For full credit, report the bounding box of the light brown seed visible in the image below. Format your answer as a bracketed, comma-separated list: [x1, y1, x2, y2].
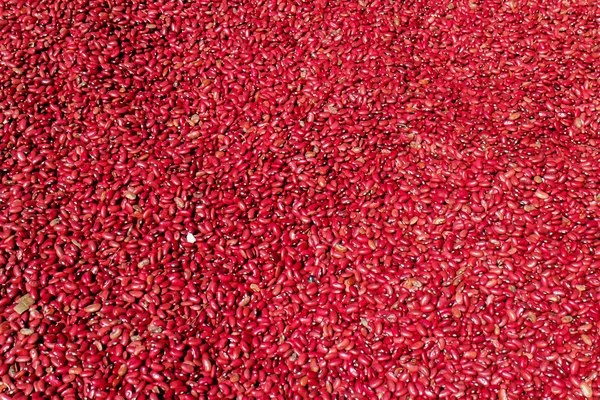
[84, 304, 101, 313]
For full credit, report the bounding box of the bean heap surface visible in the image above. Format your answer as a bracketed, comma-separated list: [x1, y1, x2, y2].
[1, 0, 600, 399]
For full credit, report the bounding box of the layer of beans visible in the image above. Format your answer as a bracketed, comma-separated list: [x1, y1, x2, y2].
[1, 0, 600, 398]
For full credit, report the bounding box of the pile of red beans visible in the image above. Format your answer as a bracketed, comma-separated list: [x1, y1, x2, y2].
[1, 0, 600, 398]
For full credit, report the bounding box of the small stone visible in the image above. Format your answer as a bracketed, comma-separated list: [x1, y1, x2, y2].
[148, 325, 163, 334]
[186, 232, 197, 243]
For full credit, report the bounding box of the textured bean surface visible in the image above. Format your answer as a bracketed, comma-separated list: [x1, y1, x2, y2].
[1, 0, 600, 399]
